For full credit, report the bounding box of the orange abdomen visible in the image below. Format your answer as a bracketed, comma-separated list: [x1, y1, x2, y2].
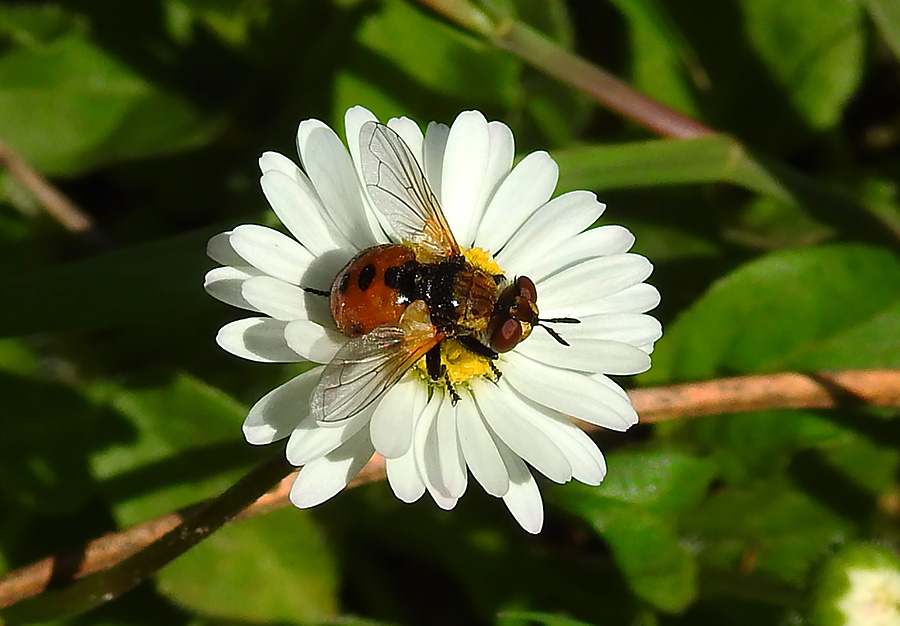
[330, 245, 416, 337]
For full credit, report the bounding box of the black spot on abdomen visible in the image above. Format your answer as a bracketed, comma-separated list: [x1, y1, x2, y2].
[357, 263, 377, 291]
[338, 272, 351, 294]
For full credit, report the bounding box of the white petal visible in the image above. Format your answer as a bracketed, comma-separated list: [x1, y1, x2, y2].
[498, 443, 544, 534]
[591, 372, 633, 399]
[207, 231, 245, 266]
[527, 410, 607, 485]
[548, 313, 663, 345]
[216, 317, 301, 363]
[260, 168, 347, 257]
[387, 117, 425, 164]
[538, 254, 654, 318]
[517, 335, 652, 375]
[465, 121, 515, 239]
[474, 151, 558, 254]
[456, 392, 509, 497]
[435, 398, 467, 498]
[289, 428, 374, 508]
[259, 151, 299, 176]
[422, 121, 450, 202]
[241, 275, 326, 322]
[284, 319, 344, 363]
[496, 379, 607, 485]
[573, 282, 661, 315]
[503, 351, 638, 431]
[343, 107, 394, 240]
[297, 119, 382, 250]
[243, 368, 319, 444]
[428, 486, 460, 511]
[526, 225, 635, 282]
[344, 105, 379, 181]
[386, 448, 426, 503]
[370, 377, 426, 458]
[286, 404, 372, 466]
[228, 225, 315, 285]
[204, 266, 261, 311]
[497, 191, 604, 276]
[476, 380, 572, 483]
[440, 111, 491, 246]
[412, 393, 457, 508]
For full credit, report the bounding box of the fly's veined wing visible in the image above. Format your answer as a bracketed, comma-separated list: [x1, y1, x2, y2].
[359, 121, 460, 259]
[311, 321, 443, 423]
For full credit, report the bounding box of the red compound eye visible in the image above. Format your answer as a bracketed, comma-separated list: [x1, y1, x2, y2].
[491, 318, 523, 353]
[516, 276, 537, 304]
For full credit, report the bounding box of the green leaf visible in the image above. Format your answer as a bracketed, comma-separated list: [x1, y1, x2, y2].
[555, 137, 897, 245]
[0, 35, 217, 175]
[497, 611, 601, 626]
[554, 136, 780, 194]
[508, 0, 593, 147]
[590, 450, 716, 515]
[163, 0, 268, 47]
[557, 496, 696, 613]
[0, 4, 85, 46]
[646, 244, 900, 382]
[681, 410, 852, 486]
[682, 482, 854, 586]
[158, 507, 338, 624]
[334, 0, 519, 122]
[607, 0, 704, 117]
[862, 0, 900, 62]
[742, 0, 864, 130]
[554, 451, 713, 612]
[0, 227, 218, 338]
[90, 372, 252, 525]
[0, 369, 126, 512]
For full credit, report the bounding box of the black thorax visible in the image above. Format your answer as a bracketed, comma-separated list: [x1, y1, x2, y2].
[383, 256, 466, 331]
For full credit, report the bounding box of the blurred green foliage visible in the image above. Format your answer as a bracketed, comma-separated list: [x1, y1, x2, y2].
[1, 0, 899, 624]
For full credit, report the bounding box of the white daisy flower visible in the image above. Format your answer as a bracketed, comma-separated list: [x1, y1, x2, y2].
[812, 543, 900, 626]
[837, 568, 900, 626]
[204, 106, 661, 533]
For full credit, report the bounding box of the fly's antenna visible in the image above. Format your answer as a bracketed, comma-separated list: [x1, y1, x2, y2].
[535, 317, 580, 347]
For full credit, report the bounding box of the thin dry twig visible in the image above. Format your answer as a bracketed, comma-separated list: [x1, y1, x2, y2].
[1, 369, 897, 610]
[0, 138, 110, 249]
[414, 0, 714, 138]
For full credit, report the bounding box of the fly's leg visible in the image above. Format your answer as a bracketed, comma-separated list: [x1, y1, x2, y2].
[444, 373, 461, 405]
[457, 334, 498, 360]
[426, 343, 443, 381]
[488, 360, 502, 384]
[427, 342, 461, 405]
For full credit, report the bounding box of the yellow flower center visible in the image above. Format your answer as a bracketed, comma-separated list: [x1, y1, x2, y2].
[414, 246, 502, 388]
[463, 246, 502, 275]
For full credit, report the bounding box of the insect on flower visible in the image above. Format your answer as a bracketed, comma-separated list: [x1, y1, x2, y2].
[308, 122, 579, 423]
[206, 107, 661, 532]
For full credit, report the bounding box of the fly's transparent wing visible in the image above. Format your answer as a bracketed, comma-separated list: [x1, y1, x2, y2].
[311, 323, 442, 423]
[359, 121, 460, 259]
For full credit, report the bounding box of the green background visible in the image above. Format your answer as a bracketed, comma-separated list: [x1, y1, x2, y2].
[1, 0, 899, 624]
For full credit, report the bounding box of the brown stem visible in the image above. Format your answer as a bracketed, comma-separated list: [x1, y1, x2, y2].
[414, 0, 714, 138]
[0, 138, 111, 249]
[2, 369, 898, 613]
[493, 20, 714, 138]
[626, 369, 900, 422]
[0, 449, 294, 624]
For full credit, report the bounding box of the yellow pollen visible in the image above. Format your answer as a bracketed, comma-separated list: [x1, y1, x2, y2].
[412, 246, 503, 389]
[464, 246, 503, 274]
[415, 338, 493, 386]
